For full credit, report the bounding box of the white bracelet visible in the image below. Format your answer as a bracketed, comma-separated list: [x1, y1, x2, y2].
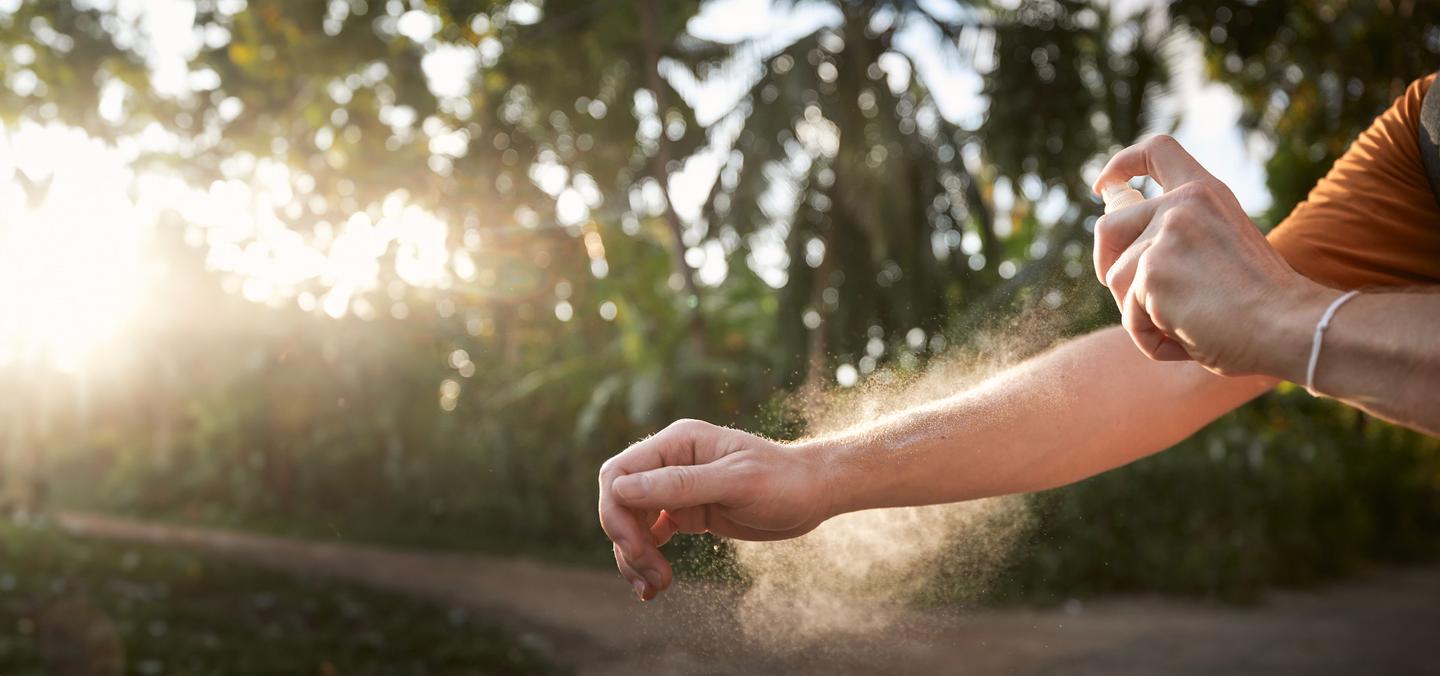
[1305, 290, 1360, 395]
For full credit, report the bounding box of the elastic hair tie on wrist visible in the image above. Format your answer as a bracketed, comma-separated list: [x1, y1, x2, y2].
[1305, 290, 1360, 396]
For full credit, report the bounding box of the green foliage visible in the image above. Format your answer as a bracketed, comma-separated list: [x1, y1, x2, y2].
[1169, 0, 1440, 224]
[0, 0, 150, 135]
[0, 520, 555, 674]
[983, 0, 1172, 188]
[4, 0, 1438, 612]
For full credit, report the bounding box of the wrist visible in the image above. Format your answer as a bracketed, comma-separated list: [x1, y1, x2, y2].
[792, 434, 861, 521]
[1254, 277, 1341, 383]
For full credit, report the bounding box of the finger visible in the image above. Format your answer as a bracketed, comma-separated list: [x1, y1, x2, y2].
[647, 507, 715, 547]
[598, 489, 649, 563]
[604, 420, 727, 478]
[1092, 135, 1213, 195]
[612, 464, 734, 511]
[599, 441, 691, 564]
[1121, 280, 1173, 362]
[1103, 236, 1152, 306]
[624, 544, 673, 594]
[1152, 338, 1192, 361]
[599, 421, 724, 594]
[614, 543, 641, 596]
[664, 506, 712, 535]
[614, 543, 652, 601]
[625, 503, 676, 590]
[1129, 258, 1193, 363]
[598, 422, 721, 556]
[650, 510, 679, 547]
[1093, 198, 1162, 283]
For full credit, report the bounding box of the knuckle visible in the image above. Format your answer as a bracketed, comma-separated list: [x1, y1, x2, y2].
[1198, 178, 1227, 198]
[1156, 210, 1187, 239]
[673, 466, 698, 493]
[1142, 255, 1175, 292]
[1146, 134, 1178, 151]
[1103, 261, 1124, 289]
[1137, 253, 1161, 284]
[1094, 216, 1118, 245]
[1121, 305, 1145, 332]
[1175, 179, 1225, 207]
[598, 458, 621, 482]
[1188, 180, 1216, 204]
[666, 418, 711, 437]
[1168, 182, 1204, 203]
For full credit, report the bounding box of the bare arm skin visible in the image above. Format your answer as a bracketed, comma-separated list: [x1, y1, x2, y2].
[802, 327, 1273, 515]
[1090, 135, 1440, 435]
[598, 328, 1270, 600]
[1262, 287, 1440, 436]
[599, 134, 1440, 601]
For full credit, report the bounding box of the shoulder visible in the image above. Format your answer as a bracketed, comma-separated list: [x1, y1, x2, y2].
[1268, 74, 1440, 289]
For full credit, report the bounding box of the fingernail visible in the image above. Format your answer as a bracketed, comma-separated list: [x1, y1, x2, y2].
[615, 474, 649, 500]
[632, 579, 646, 599]
[643, 569, 663, 592]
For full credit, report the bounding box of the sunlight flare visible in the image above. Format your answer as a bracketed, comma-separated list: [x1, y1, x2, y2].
[0, 123, 149, 371]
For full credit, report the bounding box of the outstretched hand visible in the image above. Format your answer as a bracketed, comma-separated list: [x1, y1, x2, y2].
[597, 419, 832, 600]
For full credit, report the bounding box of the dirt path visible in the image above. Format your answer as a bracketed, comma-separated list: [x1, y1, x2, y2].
[57, 511, 1440, 675]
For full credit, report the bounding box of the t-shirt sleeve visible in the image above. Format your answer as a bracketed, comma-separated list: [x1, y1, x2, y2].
[1267, 74, 1440, 289]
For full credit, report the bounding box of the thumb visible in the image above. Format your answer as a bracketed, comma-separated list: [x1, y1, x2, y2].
[612, 464, 732, 511]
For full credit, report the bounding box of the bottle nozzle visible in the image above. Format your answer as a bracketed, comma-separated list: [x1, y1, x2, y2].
[1100, 181, 1145, 214]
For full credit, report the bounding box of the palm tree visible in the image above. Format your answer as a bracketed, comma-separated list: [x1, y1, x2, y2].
[691, 0, 1172, 385]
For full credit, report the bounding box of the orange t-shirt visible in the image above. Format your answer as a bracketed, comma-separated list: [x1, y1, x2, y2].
[1267, 74, 1440, 289]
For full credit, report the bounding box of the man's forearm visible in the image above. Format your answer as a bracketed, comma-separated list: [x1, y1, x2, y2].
[800, 327, 1273, 516]
[1264, 287, 1440, 436]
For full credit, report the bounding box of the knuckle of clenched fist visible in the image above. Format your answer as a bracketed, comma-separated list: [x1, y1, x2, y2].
[1169, 182, 1203, 204]
[1104, 261, 1124, 290]
[1196, 180, 1227, 206]
[1156, 210, 1186, 238]
[1146, 134, 1178, 151]
[1152, 235, 1180, 261]
[1140, 256, 1167, 288]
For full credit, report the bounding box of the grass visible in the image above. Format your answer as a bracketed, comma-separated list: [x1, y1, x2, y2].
[0, 517, 559, 676]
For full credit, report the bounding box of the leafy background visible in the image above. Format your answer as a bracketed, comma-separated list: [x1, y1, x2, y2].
[2, 0, 1439, 669]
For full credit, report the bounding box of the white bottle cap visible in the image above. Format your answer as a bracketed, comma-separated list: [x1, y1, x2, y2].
[1100, 181, 1145, 214]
